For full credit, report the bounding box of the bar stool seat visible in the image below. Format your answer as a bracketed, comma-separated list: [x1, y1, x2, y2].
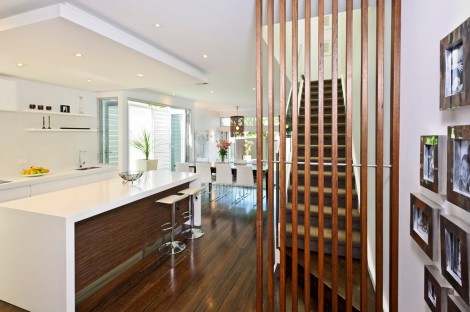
[156, 193, 189, 255]
[179, 187, 205, 239]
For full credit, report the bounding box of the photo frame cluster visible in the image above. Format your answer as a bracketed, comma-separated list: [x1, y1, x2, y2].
[420, 135, 447, 194]
[447, 125, 470, 212]
[424, 265, 454, 311]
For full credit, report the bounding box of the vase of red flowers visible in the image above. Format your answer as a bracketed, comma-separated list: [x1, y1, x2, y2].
[216, 139, 231, 163]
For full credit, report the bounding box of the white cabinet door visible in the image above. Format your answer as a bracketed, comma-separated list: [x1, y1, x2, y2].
[0, 78, 18, 111]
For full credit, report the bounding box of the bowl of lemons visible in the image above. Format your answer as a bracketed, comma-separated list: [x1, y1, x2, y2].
[21, 166, 50, 177]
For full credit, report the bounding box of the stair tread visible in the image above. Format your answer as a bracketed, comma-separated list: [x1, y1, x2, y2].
[285, 223, 361, 244]
[289, 185, 357, 196]
[286, 202, 360, 217]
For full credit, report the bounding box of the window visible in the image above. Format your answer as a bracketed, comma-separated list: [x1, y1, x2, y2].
[99, 98, 118, 164]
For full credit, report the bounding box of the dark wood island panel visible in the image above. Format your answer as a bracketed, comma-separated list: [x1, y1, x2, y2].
[75, 183, 189, 293]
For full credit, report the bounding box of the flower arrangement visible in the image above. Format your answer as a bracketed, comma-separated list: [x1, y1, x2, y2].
[216, 139, 231, 162]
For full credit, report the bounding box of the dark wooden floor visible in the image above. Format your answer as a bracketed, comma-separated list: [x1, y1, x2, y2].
[0, 185, 375, 311]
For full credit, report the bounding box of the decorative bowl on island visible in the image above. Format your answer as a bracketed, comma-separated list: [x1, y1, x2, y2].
[119, 171, 144, 184]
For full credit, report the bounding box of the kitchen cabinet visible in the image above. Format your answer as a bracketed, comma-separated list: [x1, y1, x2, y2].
[0, 78, 18, 112]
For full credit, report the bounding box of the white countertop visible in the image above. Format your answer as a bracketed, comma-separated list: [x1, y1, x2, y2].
[0, 165, 117, 191]
[0, 170, 199, 222]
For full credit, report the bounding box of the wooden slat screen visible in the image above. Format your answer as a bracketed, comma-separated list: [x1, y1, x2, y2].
[255, 0, 401, 311]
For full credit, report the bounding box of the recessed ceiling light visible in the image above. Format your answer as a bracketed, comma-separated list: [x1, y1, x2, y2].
[210, 90, 214, 94]
[16, 63, 24, 67]
[202, 54, 208, 58]
[137, 74, 144, 78]
[252, 87, 256, 91]
[75, 53, 83, 58]
[155, 23, 161, 28]
[87, 79, 92, 83]
[172, 93, 176, 96]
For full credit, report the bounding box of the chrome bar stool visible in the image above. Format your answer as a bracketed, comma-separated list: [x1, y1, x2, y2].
[156, 193, 189, 255]
[179, 187, 205, 239]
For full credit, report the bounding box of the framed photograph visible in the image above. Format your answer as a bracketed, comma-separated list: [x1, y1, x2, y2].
[448, 295, 470, 312]
[447, 126, 470, 211]
[421, 135, 447, 194]
[60, 105, 70, 113]
[410, 193, 441, 260]
[424, 265, 454, 311]
[440, 214, 470, 304]
[440, 17, 470, 110]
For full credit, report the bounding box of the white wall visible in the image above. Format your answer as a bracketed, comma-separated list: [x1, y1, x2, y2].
[401, 1, 470, 311]
[194, 105, 220, 162]
[0, 78, 98, 176]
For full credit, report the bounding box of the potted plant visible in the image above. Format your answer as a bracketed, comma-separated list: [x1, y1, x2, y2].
[243, 139, 254, 161]
[216, 139, 231, 163]
[130, 129, 158, 171]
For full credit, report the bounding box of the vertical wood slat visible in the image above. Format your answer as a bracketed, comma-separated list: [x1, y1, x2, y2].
[267, 0, 275, 310]
[291, 0, 299, 309]
[375, 0, 385, 310]
[255, 0, 263, 310]
[345, 0, 354, 310]
[331, 0, 339, 310]
[360, 0, 369, 311]
[303, 0, 312, 309]
[389, 0, 401, 310]
[317, 0, 325, 311]
[279, 0, 287, 310]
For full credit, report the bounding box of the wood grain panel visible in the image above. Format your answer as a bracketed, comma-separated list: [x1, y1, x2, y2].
[291, 0, 299, 310]
[346, 0, 354, 310]
[267, 0, 275, 309]
[376, 0, 385, 310]
[360, 0, 369, 311]
[331, 1, 339, 311]
[389, 0, 401, 310]
[75, 183, 189, 292]
[279, 0, 287, 310]
[317, 1, 325, 311]
[303, 0, 312, 308]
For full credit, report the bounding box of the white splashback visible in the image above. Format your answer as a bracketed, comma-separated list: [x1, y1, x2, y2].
[0, 78, 98, 176]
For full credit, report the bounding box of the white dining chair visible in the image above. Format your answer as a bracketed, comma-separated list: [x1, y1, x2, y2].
[233, 165, 255, 205]
[196, 157, 209, 162]
[175, 162, 191, 172]
[196, 162, 213, 194]
[234, 159, 247, 165]
[214, 163, 233, 201]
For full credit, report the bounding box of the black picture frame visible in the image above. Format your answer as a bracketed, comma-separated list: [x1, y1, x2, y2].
[440, 17, 470, 110]
[448, 295, 470, 312]
[60, 105, 70, 113]
[410, 193, 441, 260]
[440, 214, 470, 304]
[447, 126, 470, 211]
[424, 265, 454, 311]
[421, 135, 446, 194]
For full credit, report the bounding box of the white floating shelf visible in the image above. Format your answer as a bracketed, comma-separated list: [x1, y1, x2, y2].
[22, 110, 93, 118]
[25, 128, 97, 132]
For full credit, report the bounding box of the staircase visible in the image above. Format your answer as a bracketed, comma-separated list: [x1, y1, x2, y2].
[286, 78, 361, 259]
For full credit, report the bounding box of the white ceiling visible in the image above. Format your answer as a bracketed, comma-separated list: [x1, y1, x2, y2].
[0, 0, 257, 112]
[0, 1, 376, 113]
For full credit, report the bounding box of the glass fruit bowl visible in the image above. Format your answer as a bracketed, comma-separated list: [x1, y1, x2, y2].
[119, 171, 144, 184]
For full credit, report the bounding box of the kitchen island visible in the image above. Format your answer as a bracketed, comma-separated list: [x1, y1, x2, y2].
[0, 170, 200, 312]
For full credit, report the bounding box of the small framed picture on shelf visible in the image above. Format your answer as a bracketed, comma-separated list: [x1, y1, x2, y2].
[448, 295, 470, 312]
[60, 105, 70, 113]
[424, 265, 454, 312]
[440, 16, 470, 110]
[440, 214, 470, 304]
[410, 193, 441, 260]
[447, 126, 470, 211]
[421, 135, 446, 194]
